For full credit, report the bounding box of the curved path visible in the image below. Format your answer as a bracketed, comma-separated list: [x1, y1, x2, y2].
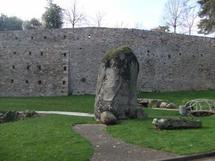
[73, 124, 179, 161]
[36, 111, 214, 161]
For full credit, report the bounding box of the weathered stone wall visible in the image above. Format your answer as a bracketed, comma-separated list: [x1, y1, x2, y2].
[0, 28, 214, 96]
[0, 30, 69, 96]
[67, 28, 215, 94]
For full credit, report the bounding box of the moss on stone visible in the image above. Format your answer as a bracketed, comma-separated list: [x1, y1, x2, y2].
[102, 46, 133, 62]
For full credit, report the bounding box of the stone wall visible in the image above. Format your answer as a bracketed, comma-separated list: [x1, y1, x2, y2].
[0, 28, 214, 96]
[0, 30, 68, 96]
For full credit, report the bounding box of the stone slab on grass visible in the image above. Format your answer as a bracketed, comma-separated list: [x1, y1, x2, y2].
[152, 118, 202, 130]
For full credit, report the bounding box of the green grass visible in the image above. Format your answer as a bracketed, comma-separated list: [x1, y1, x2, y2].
[0, 90, 215, 157]
[108, 109, 215, 155]
[1, 90, 215, 113]
[0, 115, 95, 161]
[0, 95, 94, 113]
[138, 90, 215, 105]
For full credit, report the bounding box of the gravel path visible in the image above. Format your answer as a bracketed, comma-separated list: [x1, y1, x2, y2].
[73, 124, 179, 161]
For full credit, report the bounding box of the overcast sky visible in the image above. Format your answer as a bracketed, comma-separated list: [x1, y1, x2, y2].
[0, 0, 167, 30]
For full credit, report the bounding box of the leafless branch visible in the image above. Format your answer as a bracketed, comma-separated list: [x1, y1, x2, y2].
[163, 0, 185, 33]
[64, 0, 87, 28]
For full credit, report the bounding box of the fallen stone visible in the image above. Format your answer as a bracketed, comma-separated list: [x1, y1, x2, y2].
[166, 103, 177, 109]
[148, 100, 156, 107]
[152, 118, 202, 130]
[156, 101, 163, 108]
[3, 111, 19, 122]
[159, 102, 168, 108]
[138, 99, 149, 107]
[138, 98, 177, 110]
[95, 46, 144, 121]
[100, 111, 117, 125]
[24, 111, 38, 117]
[0, 111, 38, 124]
[137, 98, 164, 108]
[150, 99, 162, 107]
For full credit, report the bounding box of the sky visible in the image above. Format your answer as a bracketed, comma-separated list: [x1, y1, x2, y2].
[0, 0, 167, 30]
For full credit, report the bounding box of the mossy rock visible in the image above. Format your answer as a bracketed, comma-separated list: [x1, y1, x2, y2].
[102, 46, 135, 62]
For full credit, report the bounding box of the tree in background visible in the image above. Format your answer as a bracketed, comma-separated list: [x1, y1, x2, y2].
[181, 0, 198, 35]
[0, 14, 23, 31]
[42, 0, 63, 29]
[134, 22, 144, 29]
[163, 0, 185, 33]
[22, 18, 42, 30]
[151, 26, 170, 32]
[198, 0, 215, 34]
[114, 21, 128, 28]
[94, 11, 105, 27]
[64, 0, 86, 28]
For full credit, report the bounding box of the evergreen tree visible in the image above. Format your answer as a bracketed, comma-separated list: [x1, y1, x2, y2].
[198, 0, 215, 34]
[0, 14, 23, 31]
[23, 18, 42, 30]
[42, 0, 63, 29]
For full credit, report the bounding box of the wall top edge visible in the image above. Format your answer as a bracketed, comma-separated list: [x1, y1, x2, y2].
[0, 27, 214, 41]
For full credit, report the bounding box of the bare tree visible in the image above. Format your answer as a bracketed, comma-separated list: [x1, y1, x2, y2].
[94, 11, 105, 27]
[163, 0, 185, 33]
[114, 21, 128, 28]
[181, 0, 198, 35]
[134, 22, 144, 29]
[64, 0, 86, 28]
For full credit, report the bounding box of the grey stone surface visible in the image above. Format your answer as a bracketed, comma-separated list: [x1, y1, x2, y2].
[0, 111, 18, 123]
[137, 98, 150, 107]
[94, 46, 140, 120]
[149, 99, 163, 107]
[0, 29, 69, 96]
[152, 118, 202, 130]
[159, 102, 168, 108]
[166, 103, 177, 109]
[0, 27, 215, 96]
[0, 111, 38, 123]
[100, 111, 117, 125]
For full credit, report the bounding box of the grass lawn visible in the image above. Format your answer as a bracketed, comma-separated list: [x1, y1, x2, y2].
[1, 90, 214, 113]
[0, 115, 95, 161]
[0, 90, 215, 159]
[139, 90, 215, 105]
[107, 109, 215, 155]
[0, 95, 94, 113]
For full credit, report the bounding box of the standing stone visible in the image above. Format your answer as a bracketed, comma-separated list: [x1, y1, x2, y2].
[95, 46, 142, 122]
